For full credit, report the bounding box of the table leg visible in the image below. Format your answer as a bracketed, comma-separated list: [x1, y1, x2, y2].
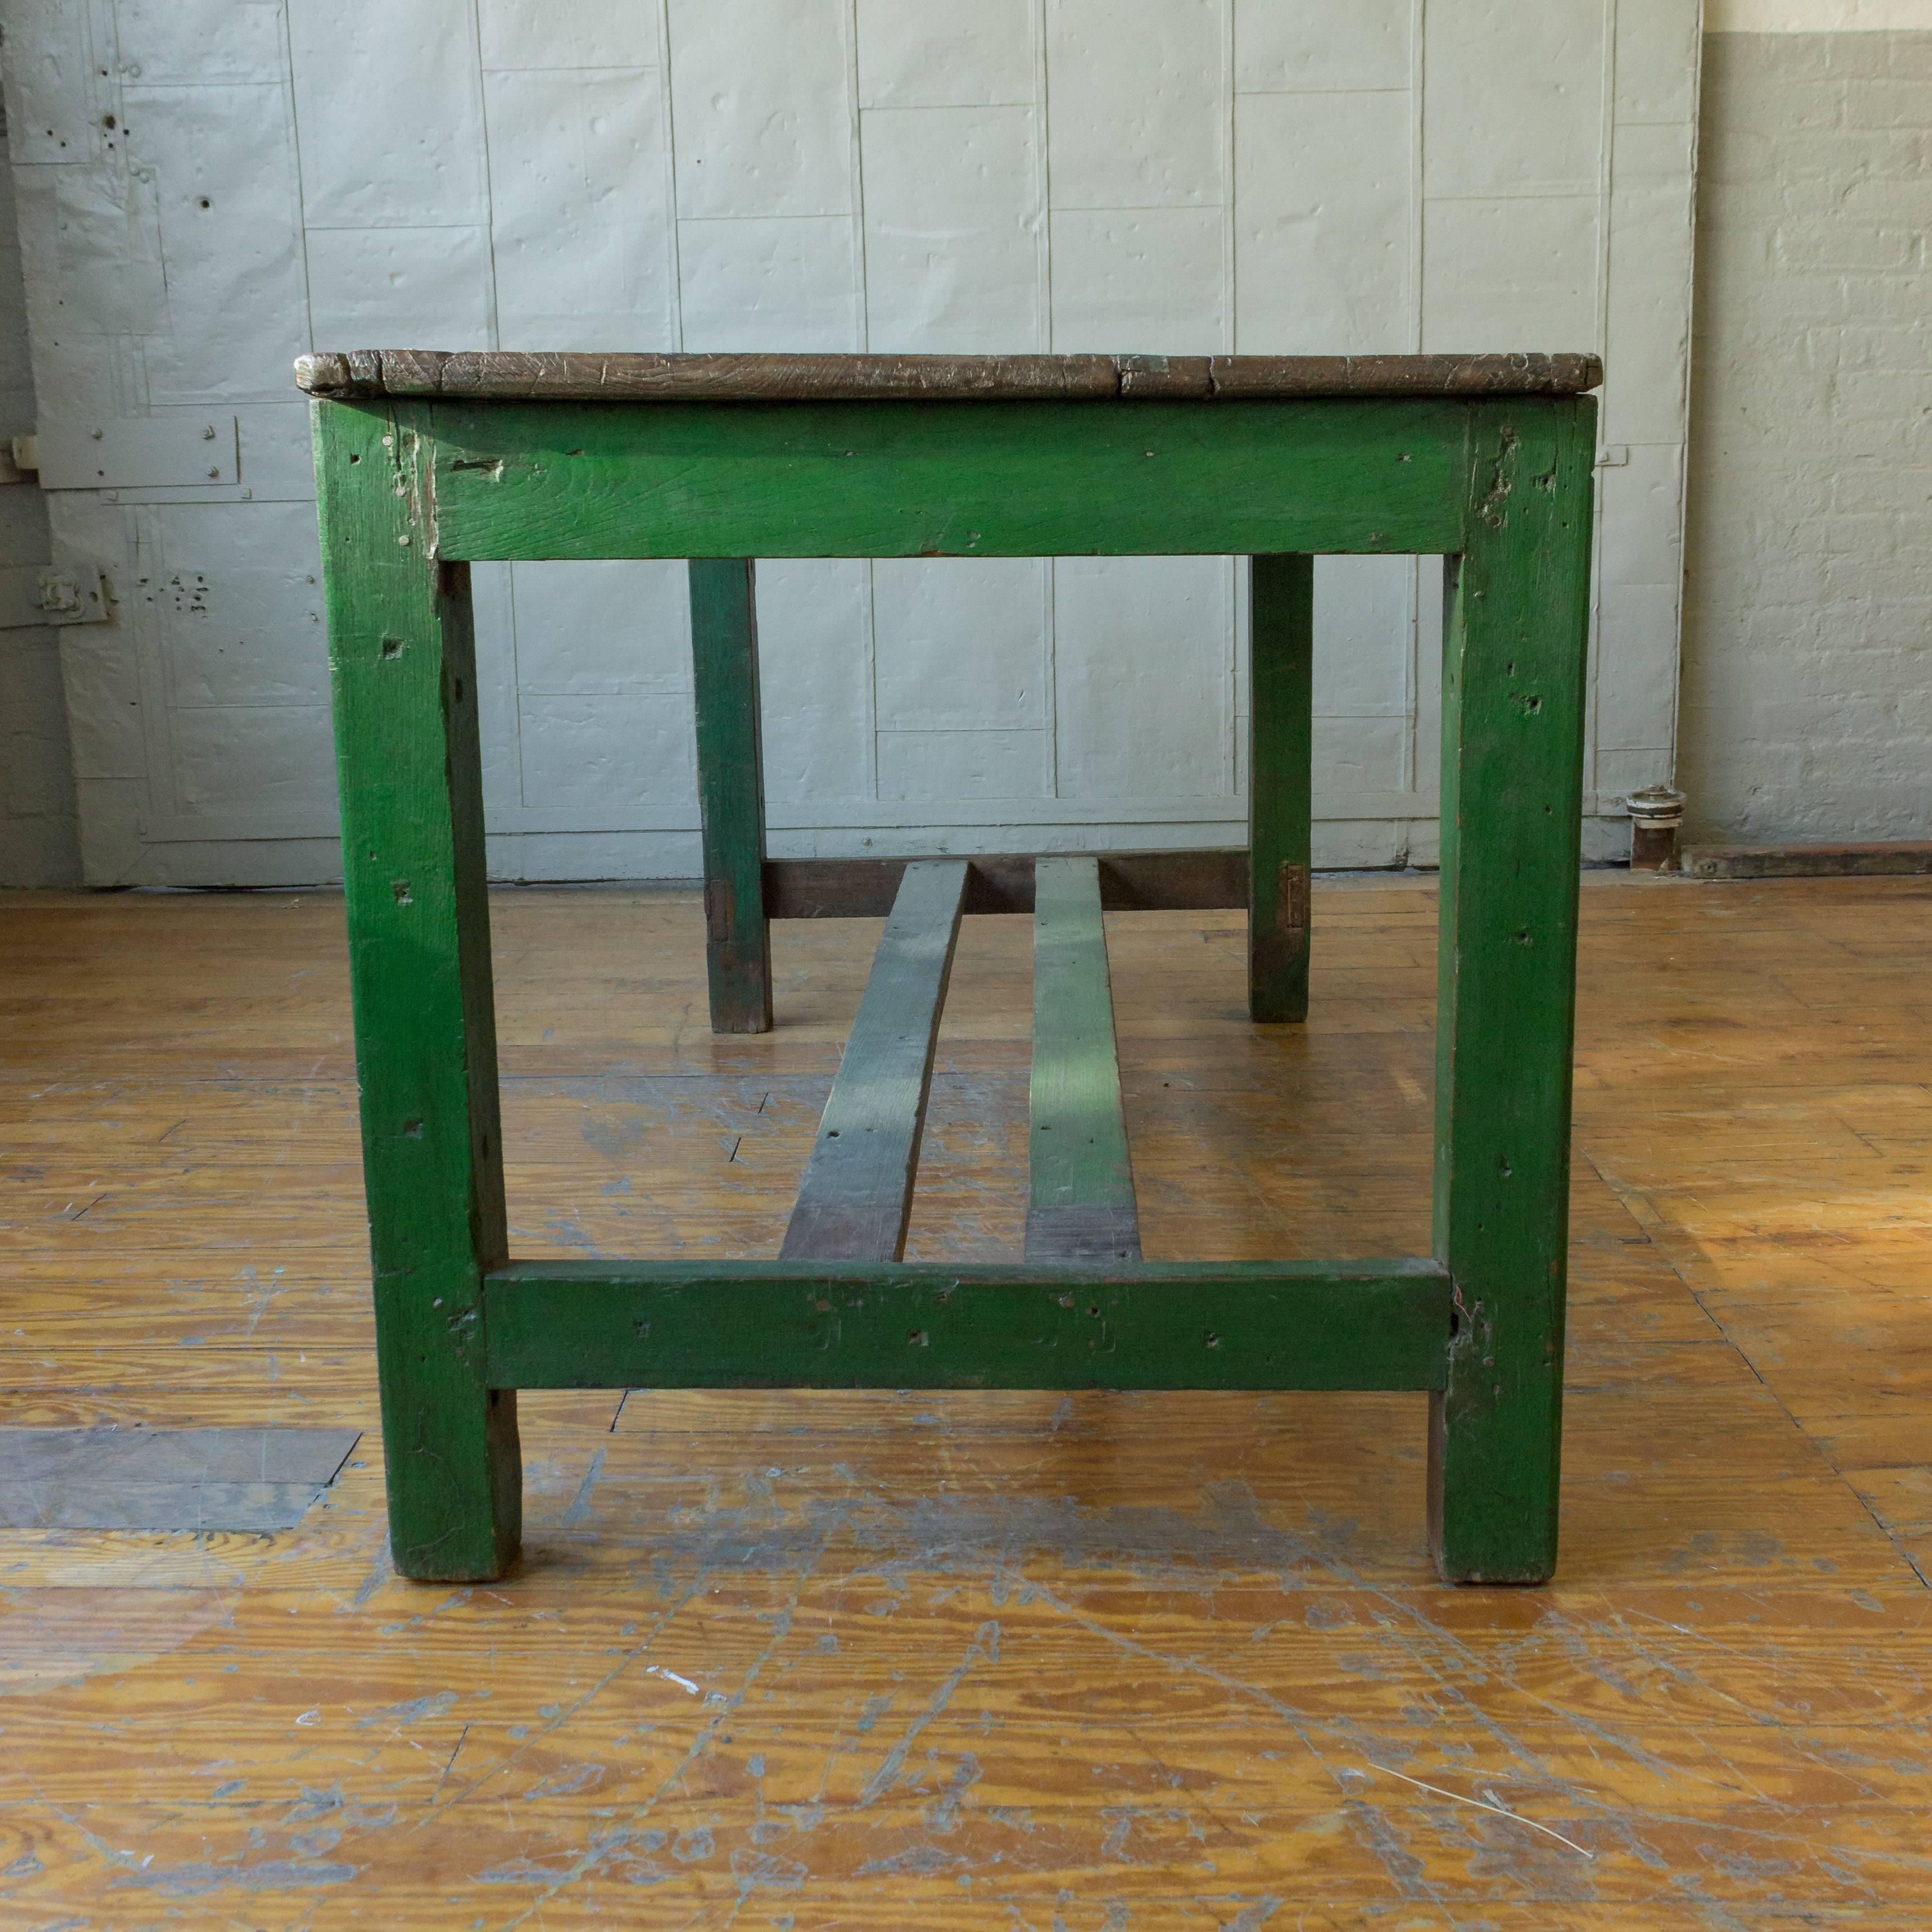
[1429, 399, 1595, 1584]
[316, 401, 520, 1581]
[1249, 554, 1313, 1023]
[691, 558, 773, 1033]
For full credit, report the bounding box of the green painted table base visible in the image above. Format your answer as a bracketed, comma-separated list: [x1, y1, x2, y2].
[304, 350, 1596, 1588]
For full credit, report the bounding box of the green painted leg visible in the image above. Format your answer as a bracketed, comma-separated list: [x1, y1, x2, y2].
[314, 400, 521, 1582]
[1248, 554, 1313, 1023]
[1428, 399, 1595, 1584]
[690, 558, 773, 1033]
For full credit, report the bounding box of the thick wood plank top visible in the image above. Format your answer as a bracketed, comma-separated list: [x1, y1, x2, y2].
[296, 348, 1601, 403]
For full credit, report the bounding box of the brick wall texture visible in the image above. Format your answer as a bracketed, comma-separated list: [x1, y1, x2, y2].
[1681, 31, 1932, 842]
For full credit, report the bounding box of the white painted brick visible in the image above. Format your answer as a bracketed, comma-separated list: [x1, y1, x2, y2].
[1234, 0, 1408, 94]
[1421, 196, 1601, 351]
[478, 0, 657, 68]
[1046, 0, 1224, 209]
[873, 559, 1048, 731]
[1235, 92, 1411, 352]
[861, 107, 1043, 351]
[1049, 209, 1227, 352]
[145, 502, 327, 708]
[1053, 555, 1232, 800]
[669, 0, 853, 220]
[1423, 1, 1605, 200]
[287, 0, 488, 227]
[877, 727, 1049, 800]
[126, 85, 310, 400]
[305, 226, 494, 349]
[517, 691, 698, 809]
[484, 69, 674, 352]
[856, 0, 1034, 109]
[678, 218, 861, 351]
[755, 561, 875, 803]
[509, 560, 693, 698]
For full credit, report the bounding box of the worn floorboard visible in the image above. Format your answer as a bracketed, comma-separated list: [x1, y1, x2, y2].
[2, 875, 1930, 1926]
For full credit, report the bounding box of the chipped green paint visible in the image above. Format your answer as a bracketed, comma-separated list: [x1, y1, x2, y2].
[309, 379, 1594, 1586]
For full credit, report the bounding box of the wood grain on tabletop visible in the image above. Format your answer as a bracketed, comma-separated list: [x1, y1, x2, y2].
[2, 873, 1931, 1927]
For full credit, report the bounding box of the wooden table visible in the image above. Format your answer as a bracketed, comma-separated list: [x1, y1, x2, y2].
[299, 348, 1599, 1587]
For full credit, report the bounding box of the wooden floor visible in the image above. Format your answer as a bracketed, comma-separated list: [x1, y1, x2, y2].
[3, 873, 1930, 1928]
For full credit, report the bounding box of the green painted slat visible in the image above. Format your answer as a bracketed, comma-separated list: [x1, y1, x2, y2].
[780, 860, 969, 1261]
[419, 398, 1472, 561]
[1028, 856, 1139, 1262]
[313, 400, 521, 1582]
[1248, 555, 1314, 1023]
[689, 558, 771, 1033]
[482, 1258, 1452, 1391]
[1429, 397, 1596, 1585]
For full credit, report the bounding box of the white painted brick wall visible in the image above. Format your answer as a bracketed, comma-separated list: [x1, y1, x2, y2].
[0, 0, 1700, 884]
[1681, 29, 1932, 840]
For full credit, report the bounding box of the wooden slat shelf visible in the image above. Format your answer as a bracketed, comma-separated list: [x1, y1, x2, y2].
[780, 861, 968, 1263]
[1026, 857, 1140, 1263]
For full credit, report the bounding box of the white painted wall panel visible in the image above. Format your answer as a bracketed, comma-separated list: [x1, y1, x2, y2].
[148, 502, 327, 708]
[478, 0, 658, 68]
[1235, 0, 1410, 92]
[856, 0, 1035, 109]
[1, 0, 1699, 883]
[483, 68, 675, 350]
[862, 106, 1043, 352]
[1046, 0, 1225, 208]
[114, 0, 287, 84]
[287, 1, 489, 227]
[1422, 196, 1602, 349]
[1235, 92, 1412, 353]
[1050, 209, 1227, 352]
[679, 217, 860, 351]
[50, 165, 169, 338]
[305, 226, 494, 348]
[877, 726, 1048, 801]
[126, 85, 310, 402]
[1054, 556, 1232, 799]
[1423, 3, 1606, 198]
[754, 560, 874, 803]
[667, 0, 853, 219]
[873, 559, 1049, 732]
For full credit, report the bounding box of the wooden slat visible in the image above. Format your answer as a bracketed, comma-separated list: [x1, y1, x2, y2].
[779, 860, 969, 1262]
[483, 1259, 1454, 1391]
[762, 849, 1250, 919]
[297, 349, 1603, 402]
[1683, 840, 1932, 879]
[689, 558, 771, 1033]
[419, 396, 1477, 562]
[1027, 857, 1140, 1262]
